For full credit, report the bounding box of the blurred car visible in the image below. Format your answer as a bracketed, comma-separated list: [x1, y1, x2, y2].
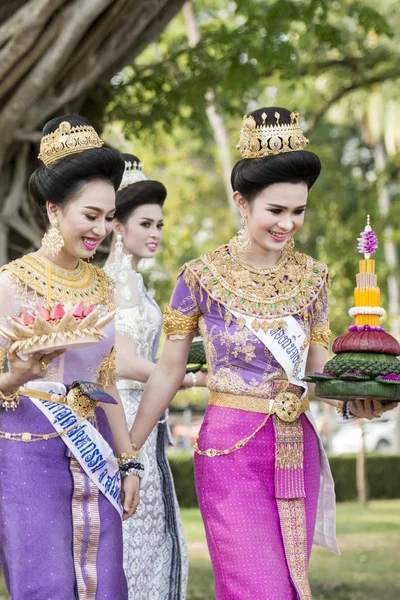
[331, 406, 399, 454]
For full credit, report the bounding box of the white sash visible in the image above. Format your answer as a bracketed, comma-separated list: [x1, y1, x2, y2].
[25, 380, 123, 517]
[231, 311, 309, 394]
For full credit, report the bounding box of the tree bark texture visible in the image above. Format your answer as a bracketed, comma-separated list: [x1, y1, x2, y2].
[182, 1, 237, 220]
[0, 0, 186, 265]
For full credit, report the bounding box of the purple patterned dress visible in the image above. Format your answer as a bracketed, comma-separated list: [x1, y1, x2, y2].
[0, 254, 128, 600]
[163, 241, 339, 600]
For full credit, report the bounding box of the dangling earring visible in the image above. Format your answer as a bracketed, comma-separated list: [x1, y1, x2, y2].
[115, 233, 124, 265]
[113, 233, 133, 301]
[41, 218, 64, 256]
[236, 215, 251, 254]
[283, 236, 295, 255]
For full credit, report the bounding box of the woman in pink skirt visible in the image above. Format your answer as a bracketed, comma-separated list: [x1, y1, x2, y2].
[128, 106, 389, 599]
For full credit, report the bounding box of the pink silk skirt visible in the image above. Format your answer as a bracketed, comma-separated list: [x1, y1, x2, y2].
[194, 406, 320, 600]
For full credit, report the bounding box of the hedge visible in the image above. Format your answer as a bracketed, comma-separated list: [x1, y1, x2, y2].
[168, 452, 400, 507]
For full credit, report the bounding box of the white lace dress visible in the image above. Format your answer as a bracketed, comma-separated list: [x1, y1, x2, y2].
[104, 265, 188, 600]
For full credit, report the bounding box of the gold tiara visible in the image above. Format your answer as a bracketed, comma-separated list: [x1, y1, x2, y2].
[38, 121, 104, 166]
[119, 159, 147, 190]
[236, 111, 309, 159]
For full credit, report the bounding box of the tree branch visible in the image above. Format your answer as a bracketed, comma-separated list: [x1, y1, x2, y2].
[0, 0, 114, 166]
[0, 0, 65, 82]
[308, 69, 400, 132]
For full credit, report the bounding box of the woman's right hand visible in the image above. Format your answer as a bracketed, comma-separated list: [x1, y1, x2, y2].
[3, 348, 66, 390]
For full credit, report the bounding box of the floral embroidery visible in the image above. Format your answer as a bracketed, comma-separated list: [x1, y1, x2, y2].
[277, 499, 312, 600]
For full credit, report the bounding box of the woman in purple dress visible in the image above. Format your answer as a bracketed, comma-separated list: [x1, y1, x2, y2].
[127, 107, 391, 599]
[0, 115, 139, 599]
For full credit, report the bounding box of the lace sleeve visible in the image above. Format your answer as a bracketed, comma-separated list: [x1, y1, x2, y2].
[163, 268, 201, 339]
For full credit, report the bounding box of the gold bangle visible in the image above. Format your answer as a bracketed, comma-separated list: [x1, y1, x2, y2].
[336, 400, 345, 415]
[118, 450, 139, 465]
[131, 442, 139, 458]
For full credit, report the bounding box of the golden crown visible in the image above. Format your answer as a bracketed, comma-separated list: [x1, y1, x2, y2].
[236, 111, 309, 159]
[38, 121, 104, 166]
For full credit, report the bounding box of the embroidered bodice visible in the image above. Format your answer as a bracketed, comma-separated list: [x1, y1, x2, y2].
[0, 254, 116, 387]
[115, 273, 161, 359]
[104, 264, 162, 390]
[163, 241, 331, 399]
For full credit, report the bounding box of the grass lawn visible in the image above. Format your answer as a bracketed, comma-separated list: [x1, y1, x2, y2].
[1, 499, 399, 599]
[183, 499, 400, 600]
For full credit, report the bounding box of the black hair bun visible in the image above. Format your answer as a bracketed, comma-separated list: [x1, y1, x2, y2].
[115, 180, 167, 224]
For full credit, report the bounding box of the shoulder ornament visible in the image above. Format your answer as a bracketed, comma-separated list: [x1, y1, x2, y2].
[185, 243, 328, 319]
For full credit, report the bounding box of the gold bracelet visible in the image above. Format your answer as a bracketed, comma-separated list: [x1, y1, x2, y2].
[131, 442, 139, 458]
[118, 450, 139, 465]
[0, 388, 21, 411]
[336, 400, 345, 415]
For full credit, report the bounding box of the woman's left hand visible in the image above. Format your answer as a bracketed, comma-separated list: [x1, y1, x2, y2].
[121, 475, 140, 520]
[349, 398, 398, 420]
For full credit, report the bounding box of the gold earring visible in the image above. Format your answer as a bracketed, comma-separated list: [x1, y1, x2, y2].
[41, 218, 64, 256]
[283, 236, 295, 255]
[236, 215, 251, 254]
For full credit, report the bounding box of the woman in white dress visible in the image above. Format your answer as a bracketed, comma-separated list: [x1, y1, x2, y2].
[104, 155, 203, 600]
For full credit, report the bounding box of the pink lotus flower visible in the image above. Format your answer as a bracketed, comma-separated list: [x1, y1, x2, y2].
[35, 306, 50, 320]
[82, 304, 95, 317]
[12, 302, 96, 327]
[49, 303, 66, 320]
[71, 301, 86, 319]
[12, 311, 36, 326]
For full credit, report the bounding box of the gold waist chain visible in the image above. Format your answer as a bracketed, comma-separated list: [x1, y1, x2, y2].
[194, 391, 308, 457]
[194, 331, 310, 458]
[0, 386, 91, 443]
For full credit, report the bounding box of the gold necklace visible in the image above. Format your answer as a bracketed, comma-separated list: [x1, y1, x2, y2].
[184, 241, 328, 321]
[1, 253, 114, 309]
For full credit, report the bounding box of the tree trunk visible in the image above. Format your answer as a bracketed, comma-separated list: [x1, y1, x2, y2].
[182, 1, 237, 220]
[373, 140, 400, 453]
[374, 141, 400, 338]
[0, 0, 186, 265]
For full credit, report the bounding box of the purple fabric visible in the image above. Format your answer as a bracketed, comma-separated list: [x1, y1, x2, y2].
[0, 326, 128, 599]
[0, 398, 127, 599]
[194, 409, 320, 600]
[169, 265, 326, 597]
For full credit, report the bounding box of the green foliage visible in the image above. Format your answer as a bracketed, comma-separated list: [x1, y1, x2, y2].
[168, 452, 400, 507]
[106, 0, 395, 134]
[102, 0, 400, 335]
[168, 452, 199, 507]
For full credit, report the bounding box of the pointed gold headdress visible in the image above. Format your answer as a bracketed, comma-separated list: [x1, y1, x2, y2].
[38, 120, 104, 166]
[236, 111, 309, 159]
[119, 159, 147, 190]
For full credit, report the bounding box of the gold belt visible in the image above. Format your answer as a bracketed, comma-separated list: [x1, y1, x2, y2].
[208, 390, 309, 421]
[194, 390, 308, 457]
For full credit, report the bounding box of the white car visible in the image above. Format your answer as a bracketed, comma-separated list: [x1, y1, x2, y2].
[330, 406, 399, 454]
